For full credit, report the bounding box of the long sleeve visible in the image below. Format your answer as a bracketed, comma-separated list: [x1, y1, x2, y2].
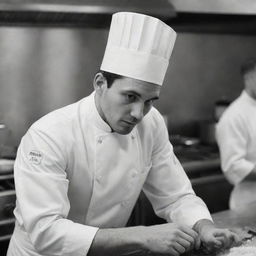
[142, 112, 212, 227]
[216, 109, 254, 185]
[14, 127, 98, 256]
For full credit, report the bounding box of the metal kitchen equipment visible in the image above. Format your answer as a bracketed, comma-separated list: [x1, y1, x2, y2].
[0, 122, 10, 158]
[199, 120, 217, 145]
[0, 159, 15, 248]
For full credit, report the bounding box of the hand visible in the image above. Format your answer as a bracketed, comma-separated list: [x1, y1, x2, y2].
[212, 228, 241, 249]
[88, 223, 200, 256]
[200, 227, 240, 252]
[143, 223, 200, 256]
[194, 219, 240, 253]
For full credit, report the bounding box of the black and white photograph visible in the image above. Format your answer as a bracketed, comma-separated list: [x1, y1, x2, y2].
[1, 1, 256, 255]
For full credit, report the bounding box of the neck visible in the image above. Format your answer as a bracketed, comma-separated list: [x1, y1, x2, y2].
[94, 93, 104, 120]
[245, 88, 256, 100]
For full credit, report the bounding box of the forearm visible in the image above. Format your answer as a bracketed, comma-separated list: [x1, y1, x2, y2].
[88, 222, 199, 256]
[88, 226, 147, 256]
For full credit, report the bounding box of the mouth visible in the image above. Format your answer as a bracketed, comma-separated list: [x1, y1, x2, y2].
[121, 120, 137, 126]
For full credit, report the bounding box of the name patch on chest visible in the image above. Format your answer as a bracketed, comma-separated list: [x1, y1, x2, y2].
[28, 150, 43, 165]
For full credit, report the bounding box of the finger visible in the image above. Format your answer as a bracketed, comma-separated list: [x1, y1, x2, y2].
[168, 247, 179, 256]
[232, 232, 242, 244]
[228, 231, 241, 242]
[176, 237, 194, 252]
[177, 229, 198, 245]
[215, 236, 228, 248]
[180, 225, 199, 239]
[205, 236, 222, 248]
[212, 238, 222, 246]
[195, 236, 201, 250]
[178, 234, 197, 252]
[227, 234, 241, 248]
[202, 242, 221, 253]
[178, 232, 196, 245]
[213, 229, 232, 238]
[215, 230, 240, 248]
[173, 241, 187, 254]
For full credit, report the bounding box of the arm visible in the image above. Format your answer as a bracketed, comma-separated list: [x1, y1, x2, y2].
[140, 111, 238, 253]
[88, 223, 199, 256]
[216, 113, 255, 184]
[142, 110, 212, 227]
[14, 127, 98, 255]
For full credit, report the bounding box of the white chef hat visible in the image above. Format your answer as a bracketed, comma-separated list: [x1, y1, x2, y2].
[100, 12, 176, 86]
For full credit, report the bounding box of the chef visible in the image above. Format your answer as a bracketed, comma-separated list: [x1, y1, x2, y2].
[7, 12, 238, 256]
[216, 58, 256, 211]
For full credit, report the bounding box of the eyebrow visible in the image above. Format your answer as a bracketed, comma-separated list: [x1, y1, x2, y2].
[124, 90, 159, 101]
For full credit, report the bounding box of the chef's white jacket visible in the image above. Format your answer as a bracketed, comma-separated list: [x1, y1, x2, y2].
[8, 92, 212, 256]
[216, 90, 256, 210]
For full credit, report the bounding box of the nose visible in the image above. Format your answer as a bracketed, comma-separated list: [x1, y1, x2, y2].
[130, 102, 144, 121]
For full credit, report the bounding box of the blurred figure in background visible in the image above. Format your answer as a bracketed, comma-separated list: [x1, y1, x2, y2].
[216, 58, 256, 211]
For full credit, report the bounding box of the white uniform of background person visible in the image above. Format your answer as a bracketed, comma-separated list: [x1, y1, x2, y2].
[8, 12, 238, 256]
[216, 90, 256, 210]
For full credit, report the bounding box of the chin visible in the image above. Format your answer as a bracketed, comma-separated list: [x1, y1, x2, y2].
[114, 126, 134, 135]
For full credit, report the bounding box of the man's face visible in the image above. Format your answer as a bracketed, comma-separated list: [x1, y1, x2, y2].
[245, 67, 256, 99]
[94, 74, 161, 134]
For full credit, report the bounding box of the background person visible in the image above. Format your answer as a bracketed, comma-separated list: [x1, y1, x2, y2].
[216, 58, 256, 211]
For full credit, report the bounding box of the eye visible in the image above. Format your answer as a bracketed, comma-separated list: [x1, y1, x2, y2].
[145, 99, 154, 107]
[125, 94, 137, 103]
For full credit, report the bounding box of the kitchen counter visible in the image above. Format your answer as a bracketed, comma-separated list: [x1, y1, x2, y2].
[183, 206, 256, 256]
[210, 206, 256, 255]
[213, 205, 256, 229]
[0, 158, 15, 256]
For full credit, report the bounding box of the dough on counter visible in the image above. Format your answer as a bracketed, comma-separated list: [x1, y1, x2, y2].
[224, 246, 256, 256]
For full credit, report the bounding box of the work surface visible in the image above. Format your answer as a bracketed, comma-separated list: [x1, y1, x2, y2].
[213, 206, 256, 255]
[185, 205, 256, 256]
[212, 205, 256, 229]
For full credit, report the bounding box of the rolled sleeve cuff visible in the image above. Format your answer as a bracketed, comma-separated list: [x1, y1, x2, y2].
[225, 161, 255, 185]
[63, 222, 99, 256]
[169, 196, 213, 228]
[183, 209, 213, 228]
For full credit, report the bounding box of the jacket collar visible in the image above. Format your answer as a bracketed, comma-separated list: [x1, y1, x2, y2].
[88, 91, 113, 133]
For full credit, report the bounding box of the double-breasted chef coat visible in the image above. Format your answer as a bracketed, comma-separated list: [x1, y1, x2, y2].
[8, 92, 212, 256]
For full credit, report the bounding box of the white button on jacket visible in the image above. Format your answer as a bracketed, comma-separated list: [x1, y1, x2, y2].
[8, 92, 212, 256]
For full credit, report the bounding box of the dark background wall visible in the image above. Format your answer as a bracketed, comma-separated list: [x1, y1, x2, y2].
[0, 26, 256, 147]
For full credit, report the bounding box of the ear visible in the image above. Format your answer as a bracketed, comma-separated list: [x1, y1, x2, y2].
[93, 72, 107, 94]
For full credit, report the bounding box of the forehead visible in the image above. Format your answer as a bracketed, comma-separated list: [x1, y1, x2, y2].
[111, 77, 161, 98]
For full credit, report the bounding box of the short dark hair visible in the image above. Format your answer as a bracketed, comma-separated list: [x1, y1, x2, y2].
[99, 70, 123, 88]
[241, 58, 256, 77]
